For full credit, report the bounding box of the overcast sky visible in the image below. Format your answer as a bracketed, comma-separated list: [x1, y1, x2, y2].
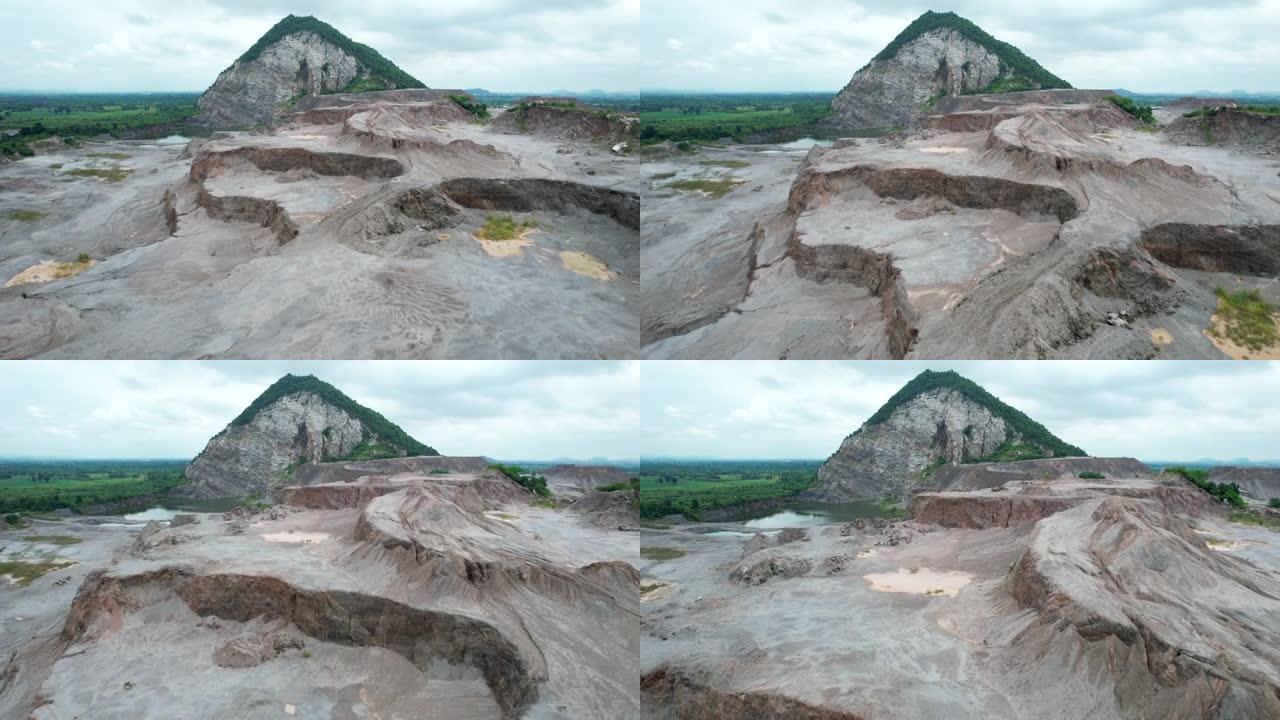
[0, 362, 641, 461]
[1, 361, 1277, 463]
[636, 362, 1280, 462]
[4, 1, 1277, 93]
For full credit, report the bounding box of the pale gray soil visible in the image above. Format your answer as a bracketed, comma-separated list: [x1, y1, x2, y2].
[1, 465, 639, 720]
[0, 98, 641, 359]
[641, 96, 1280, 359]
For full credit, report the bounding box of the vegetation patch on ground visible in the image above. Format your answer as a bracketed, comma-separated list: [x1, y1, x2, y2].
[663, 178, 746, 199]
[476, 215, 540, 242]
[1078, 471, 1106, 480]
[1165, 466, 1246, 508]
[1206, 287, 1280, 355]
[1105, 95, 1156, 125]
[597, 478, 640, 493]
[7, 209, 47, 222]
[489, 464, 551, 497]
[23, 534, 82, 546]
[448, 94, 490, 120]
[697, 159, 750, 169]
[639, 460, 820, 520]
[636, 93, 834, 143]
[640, 546, 687, 561]
[67, 166, 131, 183]
[0, 559, 74, 587]
[1229, 511, 1280, 532]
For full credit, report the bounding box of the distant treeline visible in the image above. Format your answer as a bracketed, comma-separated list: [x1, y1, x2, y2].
[0, 459, 189, 513]
[636, 93, 835, 143]
[0, 92, 199, 158]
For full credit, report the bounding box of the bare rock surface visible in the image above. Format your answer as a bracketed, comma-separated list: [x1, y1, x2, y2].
[2, 463, 638, 720]
[0, 88, 640, 359]
[543, 463, 632, 498]
[641, 458, 1277, 719]
[641, 90, 1280, 359]
[1208, 465, 1280, 500]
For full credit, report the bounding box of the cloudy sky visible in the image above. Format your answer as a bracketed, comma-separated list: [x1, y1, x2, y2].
[637, 362, 1280, 462]
[3, 0, 641, 92]
[4, 1, 1277, 93]
[1, 361, 1277, 463]
[0, 362, 641, 461]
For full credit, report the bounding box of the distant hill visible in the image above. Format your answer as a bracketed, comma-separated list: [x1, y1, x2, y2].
[194, 14, 426, 127]
[828, 11, 1071, 130]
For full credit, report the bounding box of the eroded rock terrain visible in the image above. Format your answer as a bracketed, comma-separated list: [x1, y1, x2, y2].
[1, 460, 639, 720]
[0, 89, 640, 359]
[642, 91, 1280, 359]
[641, 464, 1280, 719]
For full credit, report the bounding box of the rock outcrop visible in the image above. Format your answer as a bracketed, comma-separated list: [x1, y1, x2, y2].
[828, 11, 1071, 131]
[1208, 465, 1280, 500]
[489, 97, 638, 142]
[180, 374, 437, 499]
[811, 370, 1085, 501]
[194, 15, 426, 128]
[543, 464, 633, 498]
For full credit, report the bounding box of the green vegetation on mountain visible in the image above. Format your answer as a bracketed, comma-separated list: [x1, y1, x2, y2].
[230, 374, 438, 457]
[233, 15, 425, 90]
[871, 11, 1071, 92]
[448, 94, 490, 119]
[1184, 104, 1280, 118]
[1165, 466, 1246, 509]
[864, 370, 1086, 460]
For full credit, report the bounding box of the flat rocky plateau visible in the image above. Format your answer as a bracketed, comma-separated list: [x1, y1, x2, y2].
[640, 463, 1280, 719]
[0, 462, 640, 719]
[642, 91, 1280, 359]
[0, 91, 641, 359]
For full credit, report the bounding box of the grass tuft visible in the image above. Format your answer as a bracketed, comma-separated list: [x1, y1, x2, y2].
[664, 178, 745, 199]
[1213, 287, 1279, 352]
[640, 546, 686, 561]
[7, 210, 46, 222]
[476, 215, 540, 241]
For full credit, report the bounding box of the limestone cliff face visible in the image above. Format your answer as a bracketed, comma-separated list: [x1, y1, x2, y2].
[813, 387, 1011, 501]
[182, 392, 372, 499]
[195, 32, 363, 128]
[828, 28, 1002, 131]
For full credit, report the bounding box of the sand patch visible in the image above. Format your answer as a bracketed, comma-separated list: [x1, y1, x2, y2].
[863, 567, 972, 597]
[5, 258, 96, 287]
[641, 578, 675, 602]
[473, 228, 537, 257]
[485, 511, 519, 523]
[260, 531, 330, 544]
[1205, 314, 1280, 360]
[1150, 328, 1174, 346]
[919, 147, 969, 155]
[560, 250, 616, 280]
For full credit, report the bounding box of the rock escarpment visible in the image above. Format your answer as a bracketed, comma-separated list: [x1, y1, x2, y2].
[828, 11, 1071, 131]
[181, 374, 437, 499]
[489, 97, 638, 142]
[1208, 465, 1280, 500]
[812, 370, 1085, 501]
[194, 15, 426, 128]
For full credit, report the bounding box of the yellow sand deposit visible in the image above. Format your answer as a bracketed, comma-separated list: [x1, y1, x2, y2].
[560, 250, 616, 280]
[4, 258, 96, 287]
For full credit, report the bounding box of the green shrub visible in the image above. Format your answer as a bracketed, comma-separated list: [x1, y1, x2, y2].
[448, 94, 489, 119]
[488, 464, 550, 497]
[1166, 466, 1245, 508]
[597, 478, 640, 493]
[1269, 498, 1280, 509]
[1077, 471, 1105, 480]
[1105, 95, 1156, 125]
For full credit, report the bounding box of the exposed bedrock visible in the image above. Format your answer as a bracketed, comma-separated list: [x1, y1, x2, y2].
[437, 177, 641, 230]
[642, 667, 865, 720]
[1139, 223, 1280, 277]
[189, 146, 406, 183]
[911, 482, 1211, 529]
[932, 457, 1151, 491]
[1071, 245, 1180, 314]
[785, 238, 919, 358]
[788, 165, 1080, 224]
[292, 457, 493, 486]
[1002, 497, 1280, 718]
[64, 568, 542, 718]
[1164, 108, 1280, 149]
[195, 186, 299, 246]
[1208, 466, 1280, 500]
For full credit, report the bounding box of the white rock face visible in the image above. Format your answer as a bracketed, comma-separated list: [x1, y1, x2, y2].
[182, 392, 369, 498]
[829, 29, 1003, 130]
[195, 31, 363, 128]
[813, 388, 1012, 501]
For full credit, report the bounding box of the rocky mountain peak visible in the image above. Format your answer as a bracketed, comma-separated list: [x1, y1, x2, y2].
[180, 374, 437, 499]
[827, 11, 1071, 130]
[194, 14, 427, 128]
[810, 370, 1084, 501]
